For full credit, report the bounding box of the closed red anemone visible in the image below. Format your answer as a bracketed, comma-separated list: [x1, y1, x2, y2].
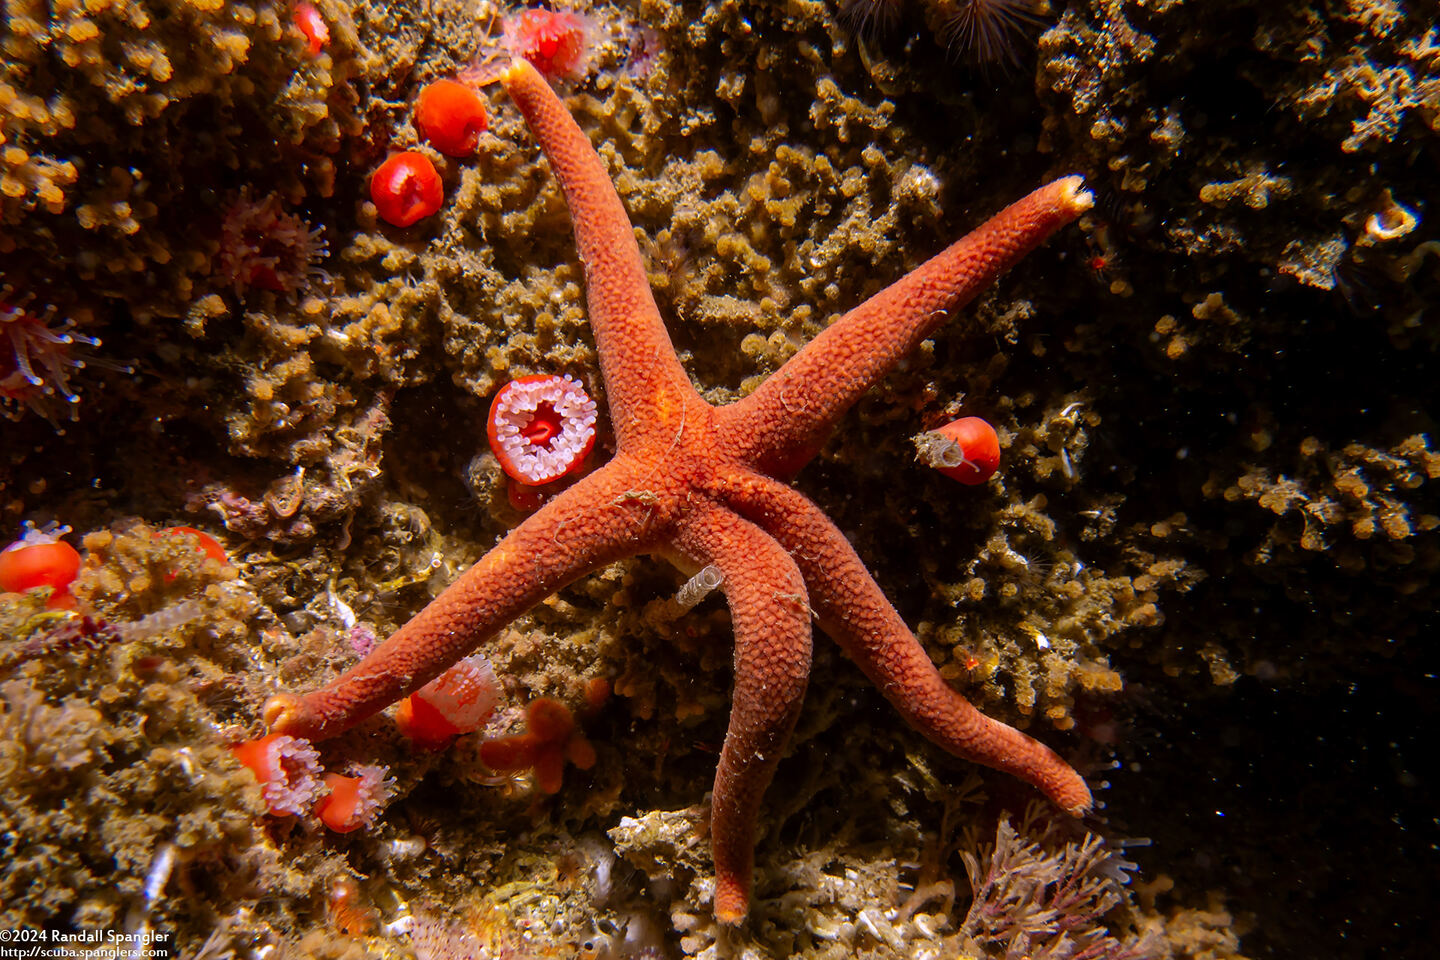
[316, 773, 367, 832]
[416, 80, 489, 157]
[370, 151, 444, 227]
[0, 530, 81, 609]
[917, 416, 1001, 485]
[155, 526, 228, 564]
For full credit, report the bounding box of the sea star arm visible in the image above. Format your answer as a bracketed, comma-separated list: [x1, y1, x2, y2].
[501, 59, 696, 447]
[719, 177, 1093, 476]
[264, 461, 657, 740]
[672, 501, 813, 924]
[710, 465, 1093, 816]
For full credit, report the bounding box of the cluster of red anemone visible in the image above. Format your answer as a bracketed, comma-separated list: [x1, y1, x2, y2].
[369, 7, 599, 228]
[231, 653, 499, 829]
[369, 80, 488, 228]
[230, 732, 396, 833]
[0, 523, 228, 610]
[232, 653, 599, 825]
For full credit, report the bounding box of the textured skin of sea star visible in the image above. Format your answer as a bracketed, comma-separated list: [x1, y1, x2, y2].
[266, 59, 1095, 923]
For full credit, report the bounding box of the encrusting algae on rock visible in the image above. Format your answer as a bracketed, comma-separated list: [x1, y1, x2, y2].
[0, 522, 264, 931]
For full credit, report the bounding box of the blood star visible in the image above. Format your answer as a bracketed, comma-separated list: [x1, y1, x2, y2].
[266, 59, 1094, 922]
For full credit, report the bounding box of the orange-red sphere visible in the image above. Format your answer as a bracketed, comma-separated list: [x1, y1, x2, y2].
[933, 416, 1000, 485]
[155, 525, 228, 564]
[0, 536, 81, 608]
[370, 151, 443, 227]
[415, 80, 489, 157]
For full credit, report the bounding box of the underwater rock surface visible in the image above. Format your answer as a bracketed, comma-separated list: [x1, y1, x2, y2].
[2, 0, 1434, 957]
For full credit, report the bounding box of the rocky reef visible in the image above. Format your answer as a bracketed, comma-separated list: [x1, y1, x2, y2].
[2, 0, 1433, 957]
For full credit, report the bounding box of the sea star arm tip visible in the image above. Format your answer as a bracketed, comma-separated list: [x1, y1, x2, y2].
[261, 692, 310, 736]
[1054, 174, 1095, 216]
[263, 467, 657, 742]
[722, 173, 1094, 475]
[498, 56, 534, 87]
[676, 503, 814, 925]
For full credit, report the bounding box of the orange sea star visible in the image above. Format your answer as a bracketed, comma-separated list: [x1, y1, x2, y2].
[266, 59, 1095, 923]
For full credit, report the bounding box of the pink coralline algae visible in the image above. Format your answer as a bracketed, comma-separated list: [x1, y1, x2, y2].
[213, 190, 330, 298]
[1, 291, 101, 428]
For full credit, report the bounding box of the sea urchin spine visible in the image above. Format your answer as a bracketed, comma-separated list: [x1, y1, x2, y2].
[939, 0, 1045, 68]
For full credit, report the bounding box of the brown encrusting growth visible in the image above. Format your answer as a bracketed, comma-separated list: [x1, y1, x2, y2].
[266, 57, 1093, 923]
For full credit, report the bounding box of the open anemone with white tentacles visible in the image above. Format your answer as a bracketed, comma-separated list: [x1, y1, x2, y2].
[486, 373, 599, 487]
